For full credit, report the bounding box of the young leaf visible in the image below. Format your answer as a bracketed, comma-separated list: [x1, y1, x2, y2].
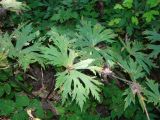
[108, 18, 121, 26]
[131, 16, 139, 25]
[143, 10, 159, 23]
[122, 0, 133, 9]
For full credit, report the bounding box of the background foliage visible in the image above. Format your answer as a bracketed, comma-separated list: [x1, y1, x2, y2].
[0, 0, 160, 120]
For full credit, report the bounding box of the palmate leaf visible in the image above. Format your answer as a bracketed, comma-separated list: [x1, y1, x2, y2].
[106, 42, 146, 78]
[75, 20, 116, 59]
[121, 40, 155, 73]
[16, 42, 44, 70]
[143, 79, 160, 106]
[51, 8, 78, 23]
[76, 20, 116, 46]
[73, 59, 94, 69]
[42, 29, 72, 67]
[0, 33, 13, 52]
[0, 24, 44, 70]
[12, 24, 44, 70]
[41, 45, 68, 67]
[44, 47, 102, 110]
[56, 70, 102, 110]
[118, 58, 145, 81]
[42, 29, 102, 110]
[143, 30, 160, 42]
[12, 23, 37, 50]
[76, 47, 104, 66]
[147, 44, 160, 58]
[143, 30, 160, 58]
[123, 88, 135, 110]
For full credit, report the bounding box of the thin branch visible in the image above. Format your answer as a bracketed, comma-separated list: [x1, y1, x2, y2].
[112, 74, 132, 84]
[138, 93, 150, 120]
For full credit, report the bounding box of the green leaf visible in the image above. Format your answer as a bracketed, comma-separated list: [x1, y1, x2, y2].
[56, 70, 102, 110]
[143, 10, 159, 23]
[0, 24, 44, 70]
[53, 48, 102, 110]
[4, 83, 11, 95]
[76, 20, 116, 59]
[0, 33, 13, 52]
[28, 99, 45, 119]
[103, 84, 125, 119]
[15, 95, 30, 108]
[122, 0, 133, 9]
[0, 86, 4, 97]
[0, 69, 11, 81]
[12, 110, 28, 120]
[13, 24, 36, 50]
[42, 28, 71, 67]
[77, 20, 116, 46]
[123, 88, 135, 110]
[118, 58, 145, 81]
[143, 30, 160, 43]
[143, 30, 160, 58]
[131, 16, 139, 25]
[120, 40, 155, 73]
[73, 59, 94, 70]
[114, 4, 124, 9]
[143, 79, 160, 106]
[147, 0, 160, 8]
[147, 44, 160, 58]
[108, 18, 121, 26]
[0, 99, 15, 115]
[51, 8, 78, 23]
[42, 31, 102, 110]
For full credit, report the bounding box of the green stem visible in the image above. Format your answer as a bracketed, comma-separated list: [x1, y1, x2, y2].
[138, 93, 150, 120]
[112, 74, 132, 84]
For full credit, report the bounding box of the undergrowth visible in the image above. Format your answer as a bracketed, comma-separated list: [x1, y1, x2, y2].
[0, 0, 160, 120]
